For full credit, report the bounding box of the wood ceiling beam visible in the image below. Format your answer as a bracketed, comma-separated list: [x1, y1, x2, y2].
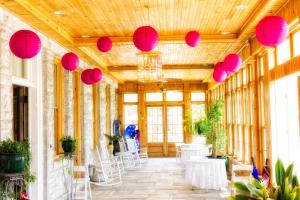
[108, 64, 214, 71]
[73, 34, 237, 46]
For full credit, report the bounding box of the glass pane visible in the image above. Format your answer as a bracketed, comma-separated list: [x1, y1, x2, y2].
[166, 91, 183, 101]
[124, 93, 138, 103]
[293, 31, 300, 57]
[191, 104, 205, 121]
[277, 38, 291, 65]
[167, 107, 183, 143]
[147, 107, 163, 142]
[268, 50, 275, 70]
[124, 105, 138, 129]
[191, 92, 206, 101]
[146, 92, 163, 102]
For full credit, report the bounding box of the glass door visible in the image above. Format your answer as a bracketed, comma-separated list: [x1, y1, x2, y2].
[167, 106, 183, 156]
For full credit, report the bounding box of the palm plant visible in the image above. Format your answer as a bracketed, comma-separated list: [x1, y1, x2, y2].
[230, 159, 300, 200]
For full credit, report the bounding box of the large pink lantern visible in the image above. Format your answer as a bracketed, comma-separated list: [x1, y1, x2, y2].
[97, 37, 112, 52]
[256, 16, 289, 47]
[133, 26, 158, 52]
[223, 54, 242, 73]
[91, 68, 103, 83]
[9, 30, 41, 59]
[61, 52, 79, 71]
[81, 69, 94, 85]
[185, 31, 200, 47]
[213, 63, 227, 83]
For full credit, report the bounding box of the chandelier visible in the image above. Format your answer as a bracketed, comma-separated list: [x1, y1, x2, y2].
[137, 52, 163, 82]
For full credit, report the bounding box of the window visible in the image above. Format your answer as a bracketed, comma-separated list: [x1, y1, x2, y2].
[191, 92, 206, 101]
[124, 105, 138, 129]
[166, 91, 183, 101]
[268, 50, 275, 70]
[11, 53, 28, 79]
[146, 92, 163, 102]
[167, 107, 183, 143]
[277, 38, 291, 65]
[270, 75, 300, 179]
[293, 30, 300, 57]
[54, 59, 64, 155]
[147, 107, 163, 142]
[191, 104, 205, 121]
[124, 93, 138, 103]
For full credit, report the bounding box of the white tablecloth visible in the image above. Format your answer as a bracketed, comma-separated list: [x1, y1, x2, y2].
[185, 159, 228, 190]
[180, 146, 209, 163]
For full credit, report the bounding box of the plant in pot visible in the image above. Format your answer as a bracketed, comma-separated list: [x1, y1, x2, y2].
[60, 135, 77, 159]
[195, 100, 226, 159]
[0, 139, 36, 199]
[230, 159, 300, 200]
[104, 134, 121, 155]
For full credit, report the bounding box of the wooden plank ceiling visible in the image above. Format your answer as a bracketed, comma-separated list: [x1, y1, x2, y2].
[0, 0, 288, 82]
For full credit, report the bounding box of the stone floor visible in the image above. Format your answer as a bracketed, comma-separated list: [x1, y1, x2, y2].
[91, 158, 230, 200]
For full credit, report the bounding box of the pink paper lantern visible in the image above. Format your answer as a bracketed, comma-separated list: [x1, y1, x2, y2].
[97, 37, 112, 52]
[213, 65, 227, 83]
[91, 68, 103, 83]
[133, 26, 158, 52]
[223, 54, 242, 73]
[215, 61, 230, 75]
[9, 30, 41, 59]
[256, 16, 289, 47]
[185, 31, 200, 47]
[81, 69, 94, 85]
[61, 52, 79, 71]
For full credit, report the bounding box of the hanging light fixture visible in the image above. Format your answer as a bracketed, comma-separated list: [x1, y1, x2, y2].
[137, 52, 163, 82]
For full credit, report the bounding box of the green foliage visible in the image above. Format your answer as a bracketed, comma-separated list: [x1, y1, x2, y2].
[230, 159, 300, 200]
[183, 111, 193, 134]
[104, 134, 121, 145]
[193, 100, 225, 157]
[0, 139, 36, 198]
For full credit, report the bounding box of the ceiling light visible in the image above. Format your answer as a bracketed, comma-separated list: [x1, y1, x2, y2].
[236, 3, 248, 10]
[54, 10, 65, 15]
[81, 35, 91, 38]
[221, 31, 231, 35]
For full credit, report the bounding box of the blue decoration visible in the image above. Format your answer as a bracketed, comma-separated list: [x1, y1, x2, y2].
[113, 120, 121, 135]
[252, 166, 260, 181]
[124, 125, 137, 138]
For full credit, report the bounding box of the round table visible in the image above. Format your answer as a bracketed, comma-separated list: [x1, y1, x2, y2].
[180, 147, 209, 163]
[185, 158, 228, 190]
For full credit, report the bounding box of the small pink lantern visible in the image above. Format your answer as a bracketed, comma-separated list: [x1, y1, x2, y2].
[81, 69, 94, 85]
[97, 37, 112, 52]
[91, 68, 103, 83]
[9, 30, 41, 59]
[223, 54, 242, 73]
[185, 31, 200, 47]
[213, 65, 227, 83]
[256, 16, 289, 47]
[61, 52, 79, 71]
[133, 26, 158, 52]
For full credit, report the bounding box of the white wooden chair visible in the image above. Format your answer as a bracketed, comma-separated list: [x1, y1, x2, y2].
[115, 138, 137, 169]
[231, 164, 253, 183]
[89, 145, 122, 186]
[72, 165, 92, 200]
[100, 140, 125, 173]
[175, 143, 182, 162]
[126, 138, 141, 167]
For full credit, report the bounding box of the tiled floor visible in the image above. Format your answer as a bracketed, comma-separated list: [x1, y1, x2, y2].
[91, 158, 230, 200]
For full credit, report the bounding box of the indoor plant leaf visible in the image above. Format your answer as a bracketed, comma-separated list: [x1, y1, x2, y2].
[275, 159, 286, 188]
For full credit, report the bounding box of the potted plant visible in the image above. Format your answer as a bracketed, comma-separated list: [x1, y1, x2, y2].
[104, 134, 121, 155]
[195, 100, 226, 159]
[60, 135, 77, 158]
[0, 139, 26, 173]
[230, 159, 300, 200]
[0, 139, 35, 199]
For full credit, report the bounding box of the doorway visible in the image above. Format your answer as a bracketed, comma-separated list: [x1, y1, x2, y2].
[13, 85, 29, 141]
[146, 105, 183, 157]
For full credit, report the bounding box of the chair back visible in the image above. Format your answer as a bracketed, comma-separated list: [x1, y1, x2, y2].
[99, 140, 110, 161]
[119, 137, 127, 153]
[126, 138, 138, 153]
[231, 164, 253, 182]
